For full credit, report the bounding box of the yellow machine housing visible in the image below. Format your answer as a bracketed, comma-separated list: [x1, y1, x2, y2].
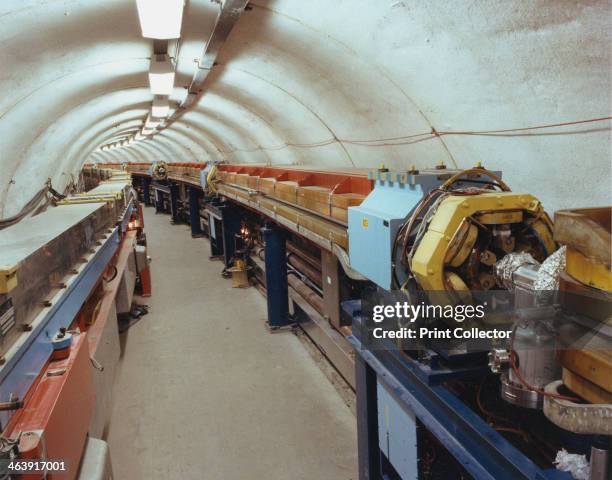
[411, 192, 555, 293]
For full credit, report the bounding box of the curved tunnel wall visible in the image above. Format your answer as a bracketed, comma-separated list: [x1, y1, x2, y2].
[0, 0, 610, 218]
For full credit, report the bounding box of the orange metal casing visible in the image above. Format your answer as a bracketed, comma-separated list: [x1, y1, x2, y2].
[4, 333, 95, 480]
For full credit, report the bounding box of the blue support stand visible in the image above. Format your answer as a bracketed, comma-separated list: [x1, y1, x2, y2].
[262, 224, 290, 329]
[143, 177, 152, 206]
[355, 354, 381, 480]
[154, 188, 163, 213]
[188, 187, 203, 237]
[205, 200, 226, 259]
[219, 205, 241, 267]
[169, 183, 180, 224]
[346, 307, 573, 480]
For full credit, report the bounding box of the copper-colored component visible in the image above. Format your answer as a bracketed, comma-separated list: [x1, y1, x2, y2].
[478, 272, 496, 290]
[558, 272, 610, 323]
[558, 349, 612, 394]
[288, 254, 322, 288]
[555, 207, 611, 292]
[274, 181, 300, 203]
[288, 275, 324, 315]
[555, 207, 611, 265]
[219, 182, 350, 249]
[444, 221, 478, 267]
[475, 210, 523, 225]
[566, 247, 611, 292]
[480, 250, 497, 266]
[562, 368, 612, 404]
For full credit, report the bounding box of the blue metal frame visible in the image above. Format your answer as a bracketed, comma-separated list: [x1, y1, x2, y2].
[206, 201, 225, 258]
[152, 182, 170, 213]
[188, 187, 203, 237]
[219, 205, 241, 268]
[142, 176, 152, 206]
[169, 183, 180, 223]
[0, 227, 120, 427]
[263, 224, 290, 328]
[349, 312, 572, 480]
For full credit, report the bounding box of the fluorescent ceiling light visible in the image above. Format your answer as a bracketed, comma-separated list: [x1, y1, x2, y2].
[136, 0, 184, 39]
[152, 95, 170, 118]
[149, 55, 175, 95]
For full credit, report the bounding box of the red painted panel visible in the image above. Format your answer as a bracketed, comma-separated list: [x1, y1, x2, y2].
[4, 334, 95, 480]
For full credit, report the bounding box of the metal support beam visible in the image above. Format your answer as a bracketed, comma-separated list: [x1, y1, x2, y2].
[220, 205, 241, 267]
[322, 250, 343, 328]
[169, 183, 180, 224]
[355, 354, 381, 480]
[349, 313, 573, 480]
[205, 200, 225, 258]
[154, 188, 163, 213]
[142, 177, 152, 206]
[263, 224, 290, 329]
[289, 287, 355, 387]
[188, 187, 203, 237]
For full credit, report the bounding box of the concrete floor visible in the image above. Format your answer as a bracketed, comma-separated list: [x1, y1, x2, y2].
[106, 207, 358, 479]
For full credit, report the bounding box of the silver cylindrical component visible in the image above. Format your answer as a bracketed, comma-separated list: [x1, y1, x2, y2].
[488, 349, 510, 373]
[510, 321, 560, 388]
[512, 264, 539, 290]
[589, 446, 609, 480]
[495, 252, 539, 290]
[513, 265, 542, 308]
[502, 320, 560, 409]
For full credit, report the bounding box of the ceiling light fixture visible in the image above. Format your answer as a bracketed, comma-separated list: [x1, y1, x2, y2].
[136, 0, 185, 39]
[149, 55, 175, 95]
[152, 95, 170, 118]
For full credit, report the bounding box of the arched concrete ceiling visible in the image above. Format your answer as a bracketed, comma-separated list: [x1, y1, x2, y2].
[0, 0, 610, 219]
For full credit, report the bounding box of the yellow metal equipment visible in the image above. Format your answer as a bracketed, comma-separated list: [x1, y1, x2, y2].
[410, 190, 555, 294]
[0, 264, 18, 293]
